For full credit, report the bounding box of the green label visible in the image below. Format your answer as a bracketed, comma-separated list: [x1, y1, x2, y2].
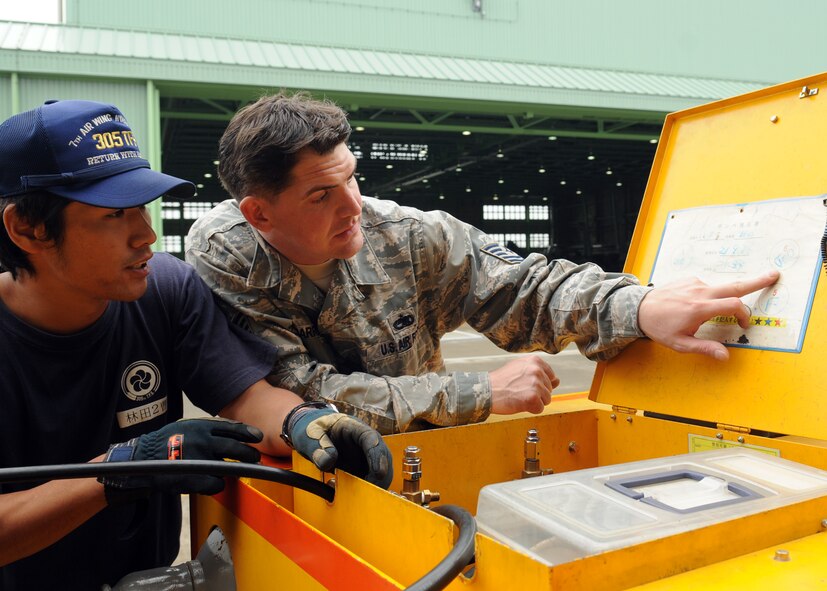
[688, 434, 780, 456]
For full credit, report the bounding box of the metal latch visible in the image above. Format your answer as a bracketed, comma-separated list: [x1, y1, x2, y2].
[716, 422, 751, 434]
[799, 85, 818, 98]
[611, 405, 637, 415]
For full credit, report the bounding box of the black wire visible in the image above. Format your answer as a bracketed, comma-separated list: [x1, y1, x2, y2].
[0, 462, 477, 590]
[0, 460, 335, 502]
[404, 504, 476, 591]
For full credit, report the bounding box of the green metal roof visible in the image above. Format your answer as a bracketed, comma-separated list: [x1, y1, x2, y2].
[0, 20, 767, 113]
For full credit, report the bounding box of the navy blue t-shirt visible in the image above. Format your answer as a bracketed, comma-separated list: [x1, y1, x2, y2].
[0, 253, 277, 590]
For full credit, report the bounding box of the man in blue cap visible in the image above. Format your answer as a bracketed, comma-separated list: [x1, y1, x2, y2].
[0, 99, 392, 589]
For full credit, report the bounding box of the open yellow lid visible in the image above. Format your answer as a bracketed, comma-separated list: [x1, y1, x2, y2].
[591, 72, 827, 440]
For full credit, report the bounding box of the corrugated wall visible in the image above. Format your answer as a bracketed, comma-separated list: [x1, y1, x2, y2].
[6, 77, 147, 149]
[65, 0, 827, 84]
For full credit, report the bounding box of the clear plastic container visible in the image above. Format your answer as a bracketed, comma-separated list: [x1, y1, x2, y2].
[475, 449, 827, 565]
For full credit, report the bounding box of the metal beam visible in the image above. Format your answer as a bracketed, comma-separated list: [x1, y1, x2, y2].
[346, 120, 658, 141]
[160, 109, 659, 141]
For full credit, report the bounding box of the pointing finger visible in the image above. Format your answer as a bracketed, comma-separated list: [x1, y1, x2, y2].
[706, 270, 780, 299]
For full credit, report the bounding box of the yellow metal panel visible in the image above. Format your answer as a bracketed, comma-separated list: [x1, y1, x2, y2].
[380, 409, 600, 511]
[630, 532, 827, 590]
[465, 534, 554, 589]
[593, 72, 827, 441]
[291, 466, 454, 588]
[596, 409, 827, 470]
[193, 495, 326, 591]
[546, 496, 827, 590]
[192, 410, 827, 590]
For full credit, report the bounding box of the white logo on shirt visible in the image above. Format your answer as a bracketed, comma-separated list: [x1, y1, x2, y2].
[121, 361, 161, 401]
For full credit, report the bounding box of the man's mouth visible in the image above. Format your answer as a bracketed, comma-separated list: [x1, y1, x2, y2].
[127, 254, 153, 270]
[336, 219, 360, 237]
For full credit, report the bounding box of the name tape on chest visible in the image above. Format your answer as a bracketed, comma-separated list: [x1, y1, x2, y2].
[481, 243, 524, 264]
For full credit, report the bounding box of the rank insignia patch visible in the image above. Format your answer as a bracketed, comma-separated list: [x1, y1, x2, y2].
[481, 243, 524, 264]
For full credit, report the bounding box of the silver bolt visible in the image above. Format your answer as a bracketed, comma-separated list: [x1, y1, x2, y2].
[568, 441, 578, 453]
[821, 519, 827, 529]
[626, 416, 633, 423]
[610, 413, 617, 420]
[770, 115, 779, 123]
[774, 549, 790, 562]
[737, 436, 745, 443]
[716, 433, 724, 440]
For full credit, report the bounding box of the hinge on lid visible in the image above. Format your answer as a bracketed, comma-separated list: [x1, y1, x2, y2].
[716, 422, 751, 434]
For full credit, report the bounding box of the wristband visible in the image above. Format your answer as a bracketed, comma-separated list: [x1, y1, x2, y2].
[280, 401, 336, 448]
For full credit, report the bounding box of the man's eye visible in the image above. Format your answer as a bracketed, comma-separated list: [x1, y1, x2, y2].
[107, 209, 125, 218]
[311, 192, 329, 204]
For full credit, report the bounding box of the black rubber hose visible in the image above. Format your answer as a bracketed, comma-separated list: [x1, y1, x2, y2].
[404, 504, 476, 591]
[0, 460, 335, 502]
[0, 462, 476, 589]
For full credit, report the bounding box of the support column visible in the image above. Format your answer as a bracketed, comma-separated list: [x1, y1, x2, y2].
[10, 71, 19, 115]
[145, 80, 164, 248]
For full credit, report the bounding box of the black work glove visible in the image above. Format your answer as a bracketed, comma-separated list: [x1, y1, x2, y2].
[284, 403, 393, 489]
[100, 418, 263, 505]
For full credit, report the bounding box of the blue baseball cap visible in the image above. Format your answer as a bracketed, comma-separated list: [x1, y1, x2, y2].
[0, 99, 195, 207]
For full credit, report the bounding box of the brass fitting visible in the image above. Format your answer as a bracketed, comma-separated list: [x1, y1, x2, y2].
[401, 445, 440, 507]
[522, 429, 554, 478]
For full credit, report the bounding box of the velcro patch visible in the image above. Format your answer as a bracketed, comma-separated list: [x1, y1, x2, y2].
[481, 243, 524, 264]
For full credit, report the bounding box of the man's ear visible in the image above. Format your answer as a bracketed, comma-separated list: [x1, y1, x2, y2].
[238, 195, 273, 233]
[2, 204, 52, 254]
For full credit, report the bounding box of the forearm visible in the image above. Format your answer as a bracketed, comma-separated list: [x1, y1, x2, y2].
[219, 379, 304, 456]
[0, 460, 107, 566]
[274, 364, 492, 434]
[470, 258, 649, 361]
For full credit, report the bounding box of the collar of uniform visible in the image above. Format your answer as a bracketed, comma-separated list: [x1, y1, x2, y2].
[343, 230, 391, 286]
[247, 227, 325, 310]
[246, 226, 284, 289]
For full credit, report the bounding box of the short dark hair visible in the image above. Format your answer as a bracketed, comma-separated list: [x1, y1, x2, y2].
[218, 91, 351, 201]
[0, 191, 70, 279]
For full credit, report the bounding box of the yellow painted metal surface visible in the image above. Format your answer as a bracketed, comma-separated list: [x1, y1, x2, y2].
[592, 72, 827, 441]
[596, 409, 827, 471]
[193, 495, 326, 591]
[631, 532, 827, 590]
[290, 465, 458, 588]
[381, 406, 600, 511]
[193, 403, 827, 590]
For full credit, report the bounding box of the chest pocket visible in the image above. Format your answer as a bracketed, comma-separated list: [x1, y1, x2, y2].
[362, 308, 434, 376]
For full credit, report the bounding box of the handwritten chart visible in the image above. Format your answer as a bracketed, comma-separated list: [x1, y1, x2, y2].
[650, 196, 826, 352]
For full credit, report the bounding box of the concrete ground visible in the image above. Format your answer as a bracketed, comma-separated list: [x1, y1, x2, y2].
[175, 324, 597, 562]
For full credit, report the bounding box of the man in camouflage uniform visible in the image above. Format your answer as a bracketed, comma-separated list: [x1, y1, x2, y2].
[186, 92, 779, 434]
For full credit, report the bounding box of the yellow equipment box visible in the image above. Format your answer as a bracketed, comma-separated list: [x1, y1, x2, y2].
[192, 71, 827, 590]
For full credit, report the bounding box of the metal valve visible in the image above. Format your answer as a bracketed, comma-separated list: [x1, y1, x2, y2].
[521, 429, 554, 478]
[401, 445, 440, 507]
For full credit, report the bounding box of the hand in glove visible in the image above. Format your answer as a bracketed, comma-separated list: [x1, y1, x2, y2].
[283, 403, 393, 489]
[100, 418, 263, 504]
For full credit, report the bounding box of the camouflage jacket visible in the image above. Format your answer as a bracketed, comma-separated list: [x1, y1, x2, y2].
[186, 197, 650, 434]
